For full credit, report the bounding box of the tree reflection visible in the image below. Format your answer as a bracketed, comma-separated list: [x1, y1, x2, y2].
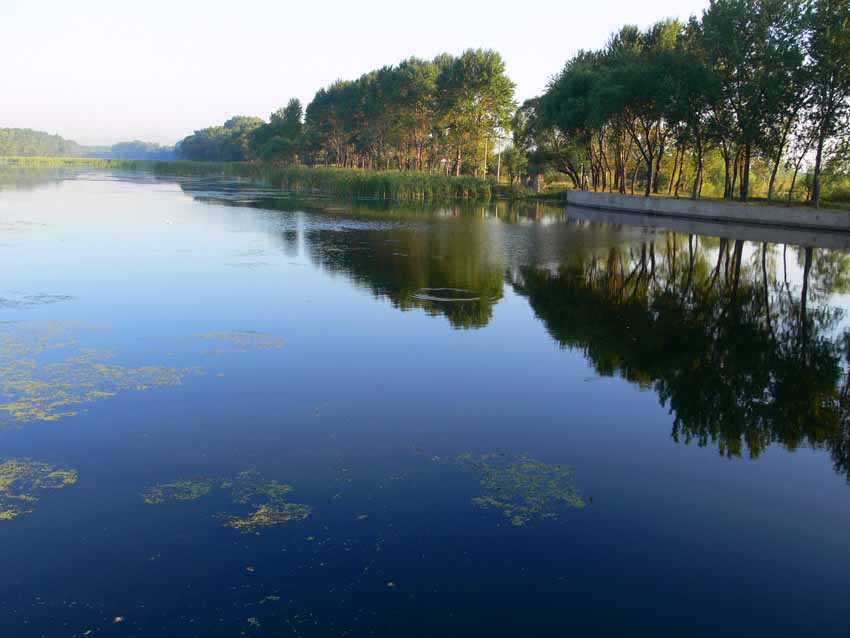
[510, 236, 850, 480]
[303, 222, 504, 329]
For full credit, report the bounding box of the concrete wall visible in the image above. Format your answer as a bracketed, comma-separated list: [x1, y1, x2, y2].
[564, 204, 850, 250]
[565, 190, 850, 232]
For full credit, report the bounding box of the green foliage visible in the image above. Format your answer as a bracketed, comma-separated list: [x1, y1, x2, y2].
[177, 116, 265, 161]
[179, 49, 515, 180]
[528, 0, 850, 205]
[0, 157, 495, 201]
[807, 0, 850, 205]
[0, 128, 82, 157]
[86, 140, 175, 160]
[0, 129, 175, 160]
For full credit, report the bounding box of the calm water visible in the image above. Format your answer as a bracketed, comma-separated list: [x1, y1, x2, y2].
[2, 168, 850, 637]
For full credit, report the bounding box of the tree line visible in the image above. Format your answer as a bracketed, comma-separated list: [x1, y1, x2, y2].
[0, 128, 82, 157]
[522, 0, 850, 207]
[177, 49, 516, 178]
[0, 128, 175, 160]
[176, 0, 849, 207]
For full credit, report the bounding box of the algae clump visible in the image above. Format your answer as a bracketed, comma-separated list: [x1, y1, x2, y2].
[0, 458, 78, 520]
[143, 470, 311, 533]
[198, 330, 284, 353]
[445, 453, 585, 526]
[0, 321, 190, 427]
[141, 479, 214, 504]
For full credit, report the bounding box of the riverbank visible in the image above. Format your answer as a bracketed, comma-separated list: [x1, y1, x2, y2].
[0, 157, 508, 202]
[565, 189, 850, 233]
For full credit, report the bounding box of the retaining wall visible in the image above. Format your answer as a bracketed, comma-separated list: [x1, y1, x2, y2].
[565, 190, 850, 232]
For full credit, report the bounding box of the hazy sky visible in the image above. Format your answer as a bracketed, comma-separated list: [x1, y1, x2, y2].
[1, 0, 710, 146]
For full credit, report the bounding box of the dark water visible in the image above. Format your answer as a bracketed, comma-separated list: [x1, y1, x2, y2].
[2, 169, 850, 637]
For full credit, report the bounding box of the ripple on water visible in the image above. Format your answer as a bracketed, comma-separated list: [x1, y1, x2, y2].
[412, 287, 484, 302]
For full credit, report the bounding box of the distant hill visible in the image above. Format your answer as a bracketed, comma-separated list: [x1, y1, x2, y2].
[0, 128, 82, 157]
[0, 128, 175, 160]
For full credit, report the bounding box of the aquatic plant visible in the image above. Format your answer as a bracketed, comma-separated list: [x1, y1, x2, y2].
[444, 453, 585, 526]
[143, 470, 311, 533]
[0, 292, 75, 310]
[198, 330, 284, 353]
[141, 479, 214, 504]
[0, 322, 190, 427]
[220, 502, 311, 533]
[0, 158, 494, 202]
[0, 458, 78, 520]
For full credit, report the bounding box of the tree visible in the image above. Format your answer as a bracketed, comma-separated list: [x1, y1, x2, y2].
[252, 99, 304, 164]
[807, 0, 850, 207]
[177, 116, 263, 161]
[701, 0, 807, 202]
[437, 49, 516, 177]
[0, 128, 82, 157]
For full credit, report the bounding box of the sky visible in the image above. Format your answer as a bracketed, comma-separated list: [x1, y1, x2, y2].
[0, 0, 711, 146]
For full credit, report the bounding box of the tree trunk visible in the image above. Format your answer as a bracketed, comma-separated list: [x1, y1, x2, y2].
[691, 140, 704, 200]
[674, 149, 686, 198]
[630, 161, 639, 195]
[788, 162, 802, 205]
[652, 141, 664, 194]
[730, 148, 740, 198]
[668, 146, 680, 195]
[740, 143, 751, 202]
[721, 143, 731, 198]
[812, 129, 827, 209]
[767, 153, 781, 202]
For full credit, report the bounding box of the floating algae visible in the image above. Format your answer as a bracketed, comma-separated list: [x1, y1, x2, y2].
[198, 330, 284, 353]
[443, 453, 585, 526]
[219, 470, 310, 533]
[0, 291, 75, 310]
[143, 470, 311, 534]
[141, 479, 214, 504]
[221, 502, 311, 532]
[0, 458, 78, 520]
[0, 321, 190, 427]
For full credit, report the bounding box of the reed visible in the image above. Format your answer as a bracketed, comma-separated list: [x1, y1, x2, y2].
[0, 157, 496, 202]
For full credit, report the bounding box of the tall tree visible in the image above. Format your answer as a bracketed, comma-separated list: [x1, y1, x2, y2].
[807, 0, 850, 207]
[701, 0, 807, 201]
[437, 49, 516, 177]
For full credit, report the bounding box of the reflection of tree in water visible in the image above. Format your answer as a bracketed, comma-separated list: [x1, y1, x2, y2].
[301, 223, 504, 329]
[510, 234, 850, 480]
[0, 165, 72, 192]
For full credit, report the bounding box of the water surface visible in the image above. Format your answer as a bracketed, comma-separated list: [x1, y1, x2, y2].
[2, 169, 850, 637]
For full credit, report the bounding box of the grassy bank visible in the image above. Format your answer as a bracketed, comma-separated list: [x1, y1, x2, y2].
[0, 157, 500, 202]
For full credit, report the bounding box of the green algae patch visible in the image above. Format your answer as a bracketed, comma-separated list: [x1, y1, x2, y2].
[218, 470, 311, 533]
[143, 470, 311, 534]
[221, 502, 312, 533]
[443, 453, 585, 526]
[198, 330, 284, 353]
[141, 479, 214, 504]
[0, 458, 78, 520]
[0, 322, 191, 427]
